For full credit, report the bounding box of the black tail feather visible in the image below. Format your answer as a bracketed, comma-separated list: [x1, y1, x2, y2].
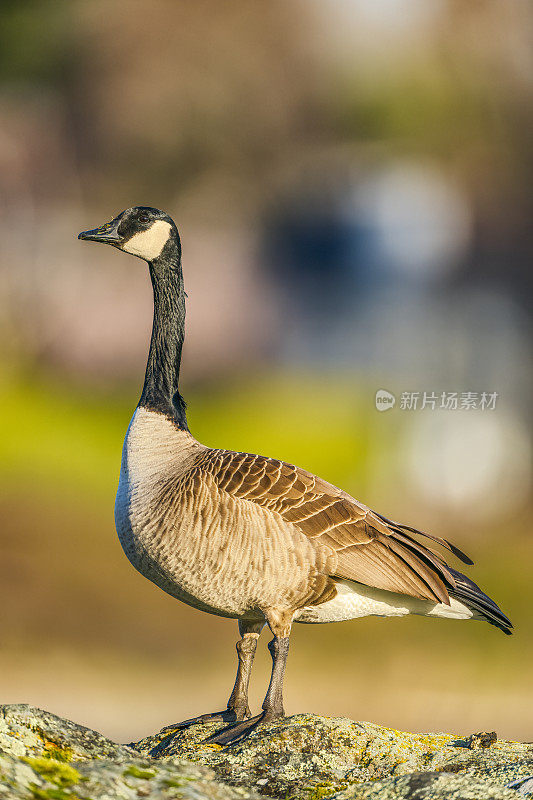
[447, 568, 513, 635]
[374, 512, 474, 566]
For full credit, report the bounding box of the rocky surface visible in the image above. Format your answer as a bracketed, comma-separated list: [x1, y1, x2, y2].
[0, 704, 530, 799]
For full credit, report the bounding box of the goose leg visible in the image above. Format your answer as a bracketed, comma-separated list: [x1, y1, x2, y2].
[226, 623, 261, 719]
[174, 620, 262, 729]
[207, 612, 291, 745]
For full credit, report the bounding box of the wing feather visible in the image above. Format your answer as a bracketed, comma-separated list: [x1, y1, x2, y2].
[198, 449, 471, 605]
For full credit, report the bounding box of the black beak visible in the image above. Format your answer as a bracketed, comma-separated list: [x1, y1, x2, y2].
[78, 218, 122, 245]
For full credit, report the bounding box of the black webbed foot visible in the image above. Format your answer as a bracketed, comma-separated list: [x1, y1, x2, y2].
[164, 709, 240, 731]
[205, 711, 283, 746]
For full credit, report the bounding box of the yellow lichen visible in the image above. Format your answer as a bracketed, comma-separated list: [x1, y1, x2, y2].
[123, 765, 156, 780]
[42, 743, 73, 763]
[23, 757, 81, 788]
[304, 781, 339, 800]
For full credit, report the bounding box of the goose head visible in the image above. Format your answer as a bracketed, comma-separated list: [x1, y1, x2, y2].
[78, 206, 179, 262]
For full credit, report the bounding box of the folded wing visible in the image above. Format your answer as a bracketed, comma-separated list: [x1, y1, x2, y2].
[199, 449, 475, 606]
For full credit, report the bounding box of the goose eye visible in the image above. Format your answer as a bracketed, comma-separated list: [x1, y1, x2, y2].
[139, 214, 150, 224]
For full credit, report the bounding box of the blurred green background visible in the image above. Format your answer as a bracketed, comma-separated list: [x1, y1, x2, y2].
[0, 0, 531, 742]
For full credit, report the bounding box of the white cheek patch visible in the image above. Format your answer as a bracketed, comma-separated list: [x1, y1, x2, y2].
[123, 220, 172, 260]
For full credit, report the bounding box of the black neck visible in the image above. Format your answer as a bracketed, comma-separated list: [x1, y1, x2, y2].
[139, 239, 188, 430]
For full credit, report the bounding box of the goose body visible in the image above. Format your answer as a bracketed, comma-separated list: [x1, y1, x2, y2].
[116, 405, 478, 626]
[79, 206, 512, 745]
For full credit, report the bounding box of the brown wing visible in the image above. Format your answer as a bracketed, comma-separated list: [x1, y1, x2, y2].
[199, 449, 473, 605]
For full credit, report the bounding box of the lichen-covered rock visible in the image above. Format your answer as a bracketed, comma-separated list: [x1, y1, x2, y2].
[0, 750, 261, 800]
[334, 771, 524, 799]
[133, 713, 532, 799]
[134, 714, 366, 797]
[0, 704, 134, 761]
[0, 705, 530, 800]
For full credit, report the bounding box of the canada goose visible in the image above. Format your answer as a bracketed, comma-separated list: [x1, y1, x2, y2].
[78, 206, 512, 745]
